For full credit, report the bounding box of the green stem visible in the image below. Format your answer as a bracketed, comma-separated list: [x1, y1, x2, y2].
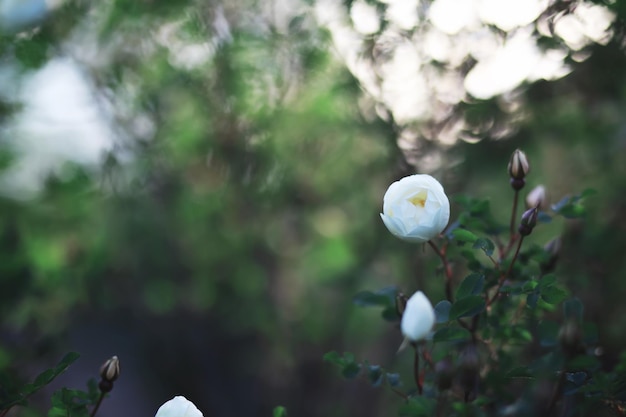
[509, 189, 519, 239]
[488, 236, 524, 307]
[428, 240, 453, 302]
[414, 344, 423, 395]
[90, 392, 105, 417]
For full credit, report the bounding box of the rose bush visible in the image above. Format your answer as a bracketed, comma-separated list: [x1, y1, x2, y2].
[154, 396, 203, 417]
[380, 174, 450, 243]
[400, 291, 435, 342]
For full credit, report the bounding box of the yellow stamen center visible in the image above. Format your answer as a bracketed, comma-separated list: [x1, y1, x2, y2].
[408, 191, 427, 208]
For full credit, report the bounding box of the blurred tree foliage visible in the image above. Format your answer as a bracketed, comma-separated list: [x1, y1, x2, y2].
[1, 0, 626, 416]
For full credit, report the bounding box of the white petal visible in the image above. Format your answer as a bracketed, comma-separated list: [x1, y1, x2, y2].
[155, 396, 203, 417]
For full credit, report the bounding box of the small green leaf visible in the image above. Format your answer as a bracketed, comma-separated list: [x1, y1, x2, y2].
[541, 285, 568, 305]
[57, 352, 80, 368]
[323, 351, 344, 366]
[434, 300, 451, 323]
[33, 370, 56, 388]
[538, 274, 556, 289]
[473, 238, 495, 256]
[452, 229, 478, 243]
[433, 327, 471, 342]
[342, 362, 361, 379]
[398, 397, 436, 417]
[273, 406, 287, 417]
[455, 274, 485, 300]
[381, 306, 400, 321]
[449, 295, 485, 319]
[580, 188, 597, 198]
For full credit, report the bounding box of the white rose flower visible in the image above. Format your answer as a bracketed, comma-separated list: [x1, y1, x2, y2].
[155, 396, 203, 417]
[380, 174, 450, 243]
[401, 291, 435, 342]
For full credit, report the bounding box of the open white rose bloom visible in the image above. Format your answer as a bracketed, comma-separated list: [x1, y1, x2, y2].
[401, 291, 435, 342]
[155, 396, 203, 417]
[380, 174, 450, 243]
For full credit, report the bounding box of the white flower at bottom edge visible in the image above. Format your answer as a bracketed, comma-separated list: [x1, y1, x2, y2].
[380, 174, 450, 243]
[401, 291, 435, 342]
[155, 396, 203, 417]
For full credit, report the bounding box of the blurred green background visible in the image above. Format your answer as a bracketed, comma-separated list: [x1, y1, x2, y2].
[1, 0, 626, 416]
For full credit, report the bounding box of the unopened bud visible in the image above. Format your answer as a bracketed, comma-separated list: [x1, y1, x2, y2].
[508, 149, 529, 181]
[559, 320, 584, 358]
[435, 357, 454, 391]
[519, 207, 538, 236]
[100, 356, 120, 383]
[526, 185, 548, 210]
[540, 237, 561, 273]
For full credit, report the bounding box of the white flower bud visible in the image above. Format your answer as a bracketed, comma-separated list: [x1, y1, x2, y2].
[99, 355, 120, 383]
[380, 174, 450, 243]
[155, 396, 203, 417]
[400, 291, 435, 342]
[526, 185, 548, 210]
[508, 149, 529, 180]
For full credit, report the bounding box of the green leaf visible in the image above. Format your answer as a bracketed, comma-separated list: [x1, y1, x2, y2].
[433, 327, 471, 342]
[341, 362, 361, 379]
[473, 238, 495, 256]
[33, 370, 56, 388]
[381, 306, 399, 321]
[434, 300, 451, 323]
[273, 406, 287, 417]
[538, 274, 556, 289]
[452, 229, 478, 244]
[323, 351, 344, 366]
[352, 287, 396, 308]
[541, 285, 568, 305]
[57, 352, 80, 370]
[455, 274, 485, 300]
[449, 295, 485, 319]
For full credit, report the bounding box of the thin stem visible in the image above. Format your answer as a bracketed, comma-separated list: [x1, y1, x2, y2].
[90, 392, 105, 417]
[546, 369, 566, 416]
[487, 236, 524, 307]
[428, 240, 454, 302]
[0, 408, 10, 417]
[413, 344, 423, 395]
[509, 189, 519, 238]
[390, 387, 409, 400]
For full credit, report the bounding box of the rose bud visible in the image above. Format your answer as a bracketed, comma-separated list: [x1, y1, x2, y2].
[100, 355, 120, 383]
[526, 185, 548, 210]
[380, 174, 450, 243]
[519, 207, 538, 236]
[508, 149, 529, 190]
[400, 291, 435, 342]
